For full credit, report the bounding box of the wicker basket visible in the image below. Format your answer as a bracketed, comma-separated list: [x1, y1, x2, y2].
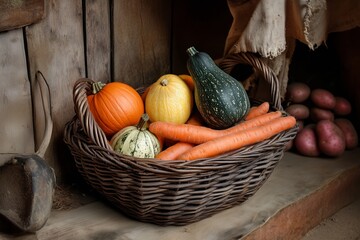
[63, 52, 298, 226]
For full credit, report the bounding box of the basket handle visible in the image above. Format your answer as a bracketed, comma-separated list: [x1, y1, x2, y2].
[73, 78, 112, 150]
[217, 52, 283, 111]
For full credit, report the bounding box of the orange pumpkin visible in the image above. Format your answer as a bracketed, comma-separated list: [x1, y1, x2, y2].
[87, 81, 144, 137]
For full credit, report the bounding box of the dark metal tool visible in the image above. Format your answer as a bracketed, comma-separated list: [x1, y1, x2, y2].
[0, 71, 55, 232]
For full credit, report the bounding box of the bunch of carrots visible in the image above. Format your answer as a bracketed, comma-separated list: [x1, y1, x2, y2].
[149, 102, 296, 161]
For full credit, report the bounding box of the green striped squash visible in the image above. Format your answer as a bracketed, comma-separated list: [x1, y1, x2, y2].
[186, 46, 250, 129]
[110, 114, 161, 158]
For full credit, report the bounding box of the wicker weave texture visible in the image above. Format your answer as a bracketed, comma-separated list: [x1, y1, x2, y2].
[63, 52, 298, 226]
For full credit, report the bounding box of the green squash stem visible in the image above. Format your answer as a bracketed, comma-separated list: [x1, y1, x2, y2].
[137, 113, 149, 130]
[92, 82, 106, 94]
[186, 46, 198, 57]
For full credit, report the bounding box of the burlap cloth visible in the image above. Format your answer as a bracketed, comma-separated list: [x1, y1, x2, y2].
[224, 0, 360, 98]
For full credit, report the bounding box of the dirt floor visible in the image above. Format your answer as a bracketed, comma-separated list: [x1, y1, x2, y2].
[302, 198, 360, 240]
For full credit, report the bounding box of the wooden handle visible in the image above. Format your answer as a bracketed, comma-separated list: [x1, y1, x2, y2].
[33, 71, 53, 158]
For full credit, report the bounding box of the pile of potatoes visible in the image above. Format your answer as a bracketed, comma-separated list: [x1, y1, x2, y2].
[284, 82, 358, 157]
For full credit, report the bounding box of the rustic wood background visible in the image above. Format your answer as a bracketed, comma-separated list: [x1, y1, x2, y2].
[1, 0, 358, 184]
[0, 0, 232, 182]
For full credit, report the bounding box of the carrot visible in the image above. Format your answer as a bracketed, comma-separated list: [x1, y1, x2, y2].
[156, 135, 165, 150]
[177, 115, 296, 160]
[162, 111, 204, 148]
[186, 110, 204, 126]
[151, 123, 217, 145]
[149, 111, 282, 144]
[155, 142, 195, 160]
[221, 111, 282, 135]
[245, 102, 270, 120]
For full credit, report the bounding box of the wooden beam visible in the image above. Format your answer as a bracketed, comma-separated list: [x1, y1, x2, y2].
[0, 0, 45, 32]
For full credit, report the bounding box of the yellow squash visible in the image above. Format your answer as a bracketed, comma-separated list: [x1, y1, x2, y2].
[145, 74, 193, 124]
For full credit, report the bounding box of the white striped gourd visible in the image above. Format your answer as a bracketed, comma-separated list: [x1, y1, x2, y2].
[110, 114, 161, 158]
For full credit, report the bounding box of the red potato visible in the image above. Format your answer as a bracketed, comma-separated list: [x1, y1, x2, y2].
[334, 97, 352, 116]
[285, 120, 304, 151]
[334, 118, 358, 149]
[310, 107, 335, 122]
[297, 120, 304, 132]
[294, 124, 320, 157]
[285, 139, 294, 151]
[286, 82, 311, 103]
[310, 89, 336, 110]
[285, 104, 310, 120]
[316, 120, 346, 157]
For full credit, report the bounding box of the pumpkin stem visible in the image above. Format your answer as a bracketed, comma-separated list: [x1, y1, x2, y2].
[160, 79, 168, 86]
[186, 46, 198, 57]
[137, 113, 149, 130]
[92, 82, 106, 94]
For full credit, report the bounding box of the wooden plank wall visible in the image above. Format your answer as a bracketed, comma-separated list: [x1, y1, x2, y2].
[0, 0, 172, 182]
[25, 0, 86, 180]
[113, 0, 171, 87]
[85, 0, 111, 83]
[0, 29, 34, 166]
[0, 0, 231, 182]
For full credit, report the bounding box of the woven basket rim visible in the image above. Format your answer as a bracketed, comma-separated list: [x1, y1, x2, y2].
[64, 116, 298, 174]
